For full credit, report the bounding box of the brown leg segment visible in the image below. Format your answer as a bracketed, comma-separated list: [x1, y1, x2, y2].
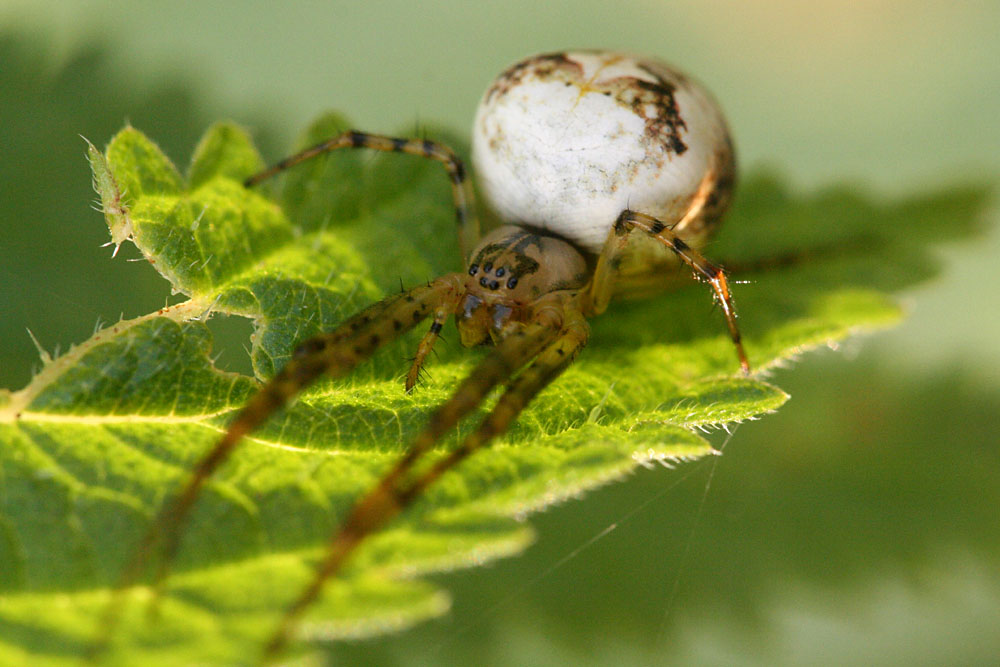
[261, 313, 588, 662]
[245, 130, 480, 262]
[405, 295, 461, 392]
[586, 210, 750, 374]
[93, 275, 465, 659]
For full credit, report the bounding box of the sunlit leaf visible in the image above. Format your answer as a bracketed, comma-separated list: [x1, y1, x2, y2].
[0, 118, 987, 665]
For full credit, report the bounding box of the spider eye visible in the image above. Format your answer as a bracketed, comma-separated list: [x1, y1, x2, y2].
[468, 264, 479, 276]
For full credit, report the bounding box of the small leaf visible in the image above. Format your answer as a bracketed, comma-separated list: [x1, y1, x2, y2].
[86, 137, 133, 253]
[105, 126, 183, 198]
[187, 121, 265, 190]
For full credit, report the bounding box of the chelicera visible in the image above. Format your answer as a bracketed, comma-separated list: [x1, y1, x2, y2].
[123, 50, 749, 660]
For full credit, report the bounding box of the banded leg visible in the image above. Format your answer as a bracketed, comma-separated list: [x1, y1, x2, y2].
[261, 314, 588, 661]
[245, 130, 480, 261]
[405, 295, 460, 392]
[587, 210, 750, 374]
[95, 275, 465, 655]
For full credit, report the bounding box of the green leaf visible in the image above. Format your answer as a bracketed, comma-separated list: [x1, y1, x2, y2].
[0, 119, 988, 665]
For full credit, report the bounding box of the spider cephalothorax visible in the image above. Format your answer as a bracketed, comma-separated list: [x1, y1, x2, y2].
[456, 225, 589, 346]
[109, 50, 750, 662]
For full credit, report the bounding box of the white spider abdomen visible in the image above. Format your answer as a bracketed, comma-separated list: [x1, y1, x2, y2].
[472, 51, 734, 254]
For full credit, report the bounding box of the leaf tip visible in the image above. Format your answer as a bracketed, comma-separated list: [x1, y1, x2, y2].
[187, 120, 266, 189]
[85, 134, 134, 256]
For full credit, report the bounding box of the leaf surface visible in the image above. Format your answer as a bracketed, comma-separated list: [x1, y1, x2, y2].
[0, 119, 987, 664]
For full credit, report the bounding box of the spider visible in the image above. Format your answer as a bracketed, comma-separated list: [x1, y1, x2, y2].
[114, 50, 749, 661]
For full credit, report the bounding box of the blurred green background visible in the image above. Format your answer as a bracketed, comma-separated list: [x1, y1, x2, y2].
[1, 1, 997, 664]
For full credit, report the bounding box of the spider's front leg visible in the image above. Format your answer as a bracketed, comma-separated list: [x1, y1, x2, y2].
[262, 298, 590, 661]
[586, 210, 750, 374]
[100, 275, 465, 641]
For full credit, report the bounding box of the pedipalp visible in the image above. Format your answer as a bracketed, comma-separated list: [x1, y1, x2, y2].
[406, 295, 462, 392]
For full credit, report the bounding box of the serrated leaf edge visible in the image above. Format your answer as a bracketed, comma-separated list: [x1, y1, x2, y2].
[85, 136, 134, 257]
[0, 299, 214, 422]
